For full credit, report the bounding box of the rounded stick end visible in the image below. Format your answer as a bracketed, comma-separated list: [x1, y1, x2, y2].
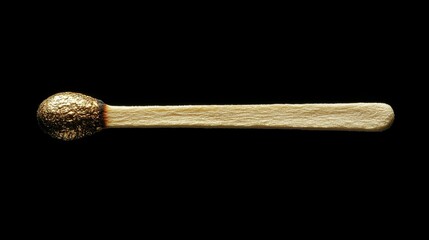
[372, 103, 395, 132]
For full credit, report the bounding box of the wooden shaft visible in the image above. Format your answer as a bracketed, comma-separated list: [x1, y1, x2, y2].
[105, 103, 394, 131]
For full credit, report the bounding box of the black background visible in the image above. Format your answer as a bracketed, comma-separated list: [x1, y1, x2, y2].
[7, 3, 420, 235]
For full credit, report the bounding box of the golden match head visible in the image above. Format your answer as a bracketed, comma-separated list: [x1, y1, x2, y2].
[37, 92, 105, 141]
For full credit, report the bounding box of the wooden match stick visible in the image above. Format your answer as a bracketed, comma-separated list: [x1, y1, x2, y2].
[37, 92, 394, 141]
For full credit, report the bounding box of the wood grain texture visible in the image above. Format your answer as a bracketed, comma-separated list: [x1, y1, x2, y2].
[105, 103, 394, 131]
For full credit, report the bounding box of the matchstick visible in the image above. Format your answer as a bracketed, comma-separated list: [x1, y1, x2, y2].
[37, 92, 394, 141]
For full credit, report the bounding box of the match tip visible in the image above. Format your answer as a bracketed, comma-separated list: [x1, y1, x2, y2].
[37, 92, 105, 141]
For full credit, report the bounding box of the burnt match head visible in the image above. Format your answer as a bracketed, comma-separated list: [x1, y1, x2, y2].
[37, 92, 105, 141]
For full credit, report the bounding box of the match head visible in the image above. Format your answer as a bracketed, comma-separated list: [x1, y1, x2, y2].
[37, 92, 105, 141]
